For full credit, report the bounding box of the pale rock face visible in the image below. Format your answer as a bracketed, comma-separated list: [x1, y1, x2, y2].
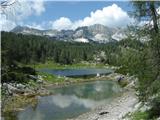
[74, 38, 89, 43]
[11, 24, 131, 43]
[112, 31, 127, 41]
[43, 30, 59, 36]
[88, 24, 113, 35]
[12, 26, 58, 37]
[73, 30, 84, 38]
[93, 34, 110, 43]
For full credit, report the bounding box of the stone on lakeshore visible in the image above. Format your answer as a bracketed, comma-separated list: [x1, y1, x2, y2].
[157, 117, 160, 120]
[98, 111, 109, 115]
[37, 79, 43, 84]
[38, 75, 43, 80]
[115, 75, 124, 82]
[29, 75, 38, 80]
[134, 102, 142, 110]
[16, 84, 26, 89]
[96, 73, 100, 77]
[55, 83, 59, 85]
[140, 104, 151, 112]
[7, 84, 24, 94]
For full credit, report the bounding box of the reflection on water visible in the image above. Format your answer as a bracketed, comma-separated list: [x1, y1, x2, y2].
[4, 80, 122, 120]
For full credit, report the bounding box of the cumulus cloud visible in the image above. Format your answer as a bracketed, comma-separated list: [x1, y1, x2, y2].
[0, 15, 16, 31]
[32, 0, 45, 16]
[79, 4, 132, 27]
[0, 0, 45, 31]
[50, 4, 133, 30]
[1, 3, 133, 31]
[50, 17, 72, 30]
[2, 0, 45, 20]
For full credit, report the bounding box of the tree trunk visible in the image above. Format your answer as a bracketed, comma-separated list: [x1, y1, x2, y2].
[149, 2, 160, 80]
[150, 2, 159, 33]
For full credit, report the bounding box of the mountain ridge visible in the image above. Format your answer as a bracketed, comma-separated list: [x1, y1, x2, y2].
[11, 24, 127, 43]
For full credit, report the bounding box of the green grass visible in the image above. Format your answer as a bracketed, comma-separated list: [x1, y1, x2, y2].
[30, 61, 108, 69]
[131, 111, 149, 120]
[38, 72, 66, 83]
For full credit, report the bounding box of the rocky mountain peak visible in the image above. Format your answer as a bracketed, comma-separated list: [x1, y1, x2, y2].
[11, 24, 127, 43]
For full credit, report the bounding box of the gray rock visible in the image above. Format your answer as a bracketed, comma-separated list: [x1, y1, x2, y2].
[134, 102, 142, 110]
[7, 84, 24, 94]
[38, 75, 43, 80]
[29, 75, 38, 80]
[157, 117, 160, 120]
[25, 88, 32, 93]
[16, 84, 26, 89]
[2, 83, 8, 88]
[99, 111, 109, 115]
[116, 75, 124, 82]
[37, 79, 43, 84]
[140, 105, 151, 112]
[1, 117, 5, 120]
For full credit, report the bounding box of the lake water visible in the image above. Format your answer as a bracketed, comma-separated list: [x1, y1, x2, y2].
[3, 80, 122, 120]
[39, 68, 113, 77]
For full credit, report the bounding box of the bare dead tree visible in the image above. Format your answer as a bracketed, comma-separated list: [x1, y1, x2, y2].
[1, 0, 17, 8]
[0, 0, 18, 15]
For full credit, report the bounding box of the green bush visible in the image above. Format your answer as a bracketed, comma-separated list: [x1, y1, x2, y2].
[148, 94, 160, 119]
[131, 111, 149, 120]
[2, 72, 28, 83]
[20, 66, 36, 75]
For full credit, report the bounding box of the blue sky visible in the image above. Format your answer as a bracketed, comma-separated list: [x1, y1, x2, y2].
[24, 1, 132, 24]
[1, 0, 134, 31]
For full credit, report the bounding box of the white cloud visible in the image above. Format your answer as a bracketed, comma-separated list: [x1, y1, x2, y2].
[50, 4, 133, 30]
[32, 0, 45, 16]
[0, 15, 16, 31]
[0, 0, 45, 31]
[50, 17, 73, 30]
[2, 0, 45, 20]
[1, 3, 133, 31]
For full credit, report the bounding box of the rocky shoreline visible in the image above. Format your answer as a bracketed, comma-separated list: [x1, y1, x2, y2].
[68, 74, 138, 120]
[1, 75, 51, 114]
[43, 72, 131, 89]
[68, 87, 138, 120]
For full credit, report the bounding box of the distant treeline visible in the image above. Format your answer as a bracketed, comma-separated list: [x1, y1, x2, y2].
[1, 31, 111, 65]
[1, 31, 143, 65]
